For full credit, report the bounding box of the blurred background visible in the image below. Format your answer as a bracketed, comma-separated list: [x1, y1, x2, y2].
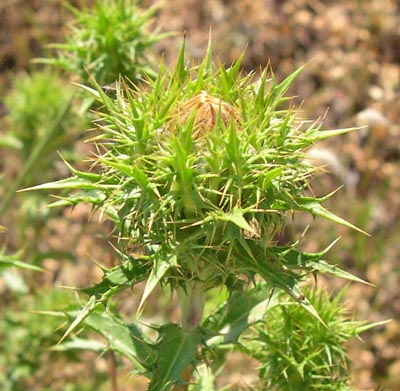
[1, 0, 399, 390]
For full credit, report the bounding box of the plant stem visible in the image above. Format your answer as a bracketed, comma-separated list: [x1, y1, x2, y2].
[179, 280, 206, 329]
[174, 280, 206, 391]
[109, 350, 119, 391]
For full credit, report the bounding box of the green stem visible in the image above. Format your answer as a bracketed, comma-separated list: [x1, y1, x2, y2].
[0, 94, 74, 220]
[178, 280, 206, 330]
[174, 280, 205, 391]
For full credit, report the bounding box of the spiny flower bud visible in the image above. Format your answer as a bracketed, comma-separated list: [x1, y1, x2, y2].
[169, 90, 240, 139]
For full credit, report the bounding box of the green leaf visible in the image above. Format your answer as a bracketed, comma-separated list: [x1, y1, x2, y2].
[0, 253, 44, 272]
[354, 319, 392, 335]
[172, 39, 187, 84]
[194, 33, 213, 91]
[80, 258, 150, 301]
[138, 255, 176, 313]
[267, 65, 304, 108]
[215, 207, 259, 237]
[237, 243, 326, 325]
[314, 260, 371, 285]
[255, 261, 326, 326]
[83, 311, 155, 370]
[132, 165, 149, 188]
[48, 190, 106, 208]
[311, 127, 361, 140]
[271, 239, 371, 285]
[148, 324, 203, 391]
[58, 295, 99, 344]
[22, 176, 112, 192]
[295, 197, 369, 235]
[38, 309, 155, 370]
[51, 337, 106, 352]
[203, 283, 280, 345]
[99, 158, 136, 178]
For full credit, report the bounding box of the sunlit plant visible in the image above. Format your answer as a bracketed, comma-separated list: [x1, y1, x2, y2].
[31, 41, 375, 390]
[1, 0, 169, 240]
[247, 287, 378, 391]
[36, 0, 169, 85]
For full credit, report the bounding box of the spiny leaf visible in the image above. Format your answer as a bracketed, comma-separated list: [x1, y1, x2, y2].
[267, 65, 305, 108]
[21, 176, 112, 192]
[295, 197, 369, 235]
[194, 34, 213, 90]
[238, 248, 326, 326]
[148, 324, 203, 391]
[80, 258, 150, 301]
[270, 239, 371, 285]
[215, 207, 259, 237]
[84, 311, 155, 370]
[311, 127, 362, 141]
[45, 309, 155, 370]
[354, 319, 392, 335]
[172, 38, 187, 84]
[137, 255, 176, 314]
[58, 295, 99, 345]
[314, 260, 372, 285]
[48, 190, 106, 208]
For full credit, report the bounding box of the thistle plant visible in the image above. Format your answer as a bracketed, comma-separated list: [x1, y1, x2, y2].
[247, 287, 380, 391]
[31, 42, 372, 390]
[36, 0, 169, 85]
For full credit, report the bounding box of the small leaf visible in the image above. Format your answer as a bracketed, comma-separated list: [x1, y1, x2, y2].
[311, 127, 361, 140]
[137, 255, 176, 313]
[51, 337, 106, 352]
[314, 260, 372, 285]
[268, 65, 304, 107]
[71, 82, 100, 98]
[354, 319, 392, 335]
[238, 246, 326, 326]
[21, 176, 112, 192]
[273, 240, 372, 285]
[216, 207, 259, 237]
[296, 198, 369, 235]
[80, 258, 149, 301]
[172, 39, 187, 84]
[58, 295, 99, 344]
[132, 166, 149, 188]
[0, 253, 44, 272]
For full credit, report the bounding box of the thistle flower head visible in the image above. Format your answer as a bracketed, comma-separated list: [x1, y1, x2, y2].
[40, 42, 360, 304]
[169, 90, 241, 139]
